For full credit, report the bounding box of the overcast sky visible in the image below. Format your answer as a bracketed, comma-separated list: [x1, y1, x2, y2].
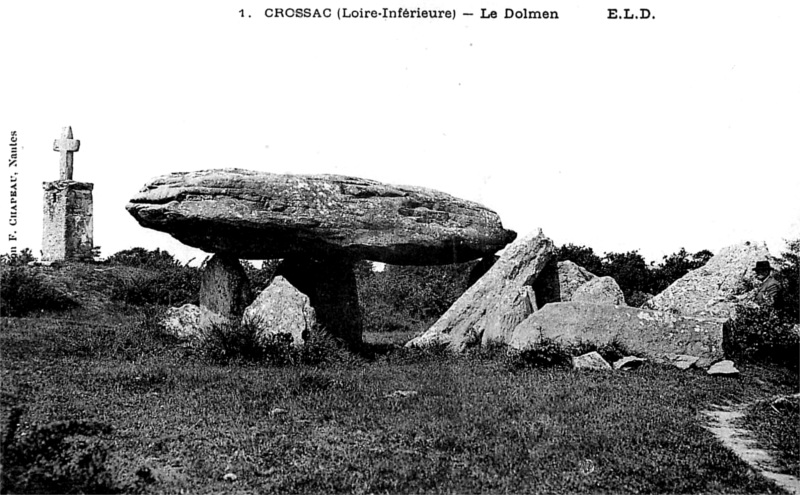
[2, 0, 798, 265]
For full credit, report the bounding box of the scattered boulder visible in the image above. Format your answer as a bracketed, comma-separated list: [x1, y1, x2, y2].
[613, 356, 647, 370]
[161, 304, 226, 341]
[162, 304, 204, 340]
[200, 254, 252, 321]
[572, 276, 626, 306]
[667, 354, 700, 370]
[509, 302, 726, 364]
[572, 351, 612, 371]
[126, 169, 516, 264]
[243, 276, 317, 346]
[707, 360, 740, 376]
[406, 230, 555, 351]
[644, 241, 773, 319]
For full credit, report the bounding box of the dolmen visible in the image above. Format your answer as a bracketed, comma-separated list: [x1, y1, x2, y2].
[127, 169, 517, 347]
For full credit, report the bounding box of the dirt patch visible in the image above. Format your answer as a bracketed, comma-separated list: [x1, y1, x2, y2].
[702, 394, 800, 493]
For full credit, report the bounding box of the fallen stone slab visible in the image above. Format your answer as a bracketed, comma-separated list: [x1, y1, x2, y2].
[707, 360, 740, 376]
[644, 241, 774, 319]
[126, 169, 516, 264]
[508, 302, 726, 364]
[406, 230, 555, 351]
[573, 351, 612, 371]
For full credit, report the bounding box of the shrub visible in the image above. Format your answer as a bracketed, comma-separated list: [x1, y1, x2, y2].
[505, 339, 574, 370]
[357, 261, 476, 333]
[0, 248, 37, 267]
[0, 267, 77, 317]
[106, 247, 181, 270]
[775, 237, 799, 323]
[200, 318, 268, 364]
[1, 409, 117, 494]
[725, 304, 799, 368]
[110, 267, 199, 306]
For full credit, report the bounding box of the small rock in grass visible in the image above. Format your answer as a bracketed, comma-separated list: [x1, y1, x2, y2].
[269, 408, 288, 417]
[668, 354, 700, 370]
[384, 390, 418, 399]
[572, 351, 612, 371]
[707, 360, 739, 376]
[223, 473, 238, 482]
[613, 356, 647, 370]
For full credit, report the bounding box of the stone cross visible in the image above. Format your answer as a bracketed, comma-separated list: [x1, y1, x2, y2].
[53, 126, 80, 180]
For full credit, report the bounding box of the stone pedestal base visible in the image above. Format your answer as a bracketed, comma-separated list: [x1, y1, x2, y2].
[277, 257, 363, 348]
[42, 180, 94, 261]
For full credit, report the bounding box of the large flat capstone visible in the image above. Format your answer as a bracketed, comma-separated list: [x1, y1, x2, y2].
[126, 169, 516, 264]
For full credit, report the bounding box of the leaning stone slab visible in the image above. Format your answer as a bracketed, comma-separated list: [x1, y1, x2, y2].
[406, 230, 555, 351]
[573, 351, 612, 371]
[126, 169, 516, 264]
[644, 241, 773, 319]
[243, 276, 317, 346]
[508, 302, 725, 364]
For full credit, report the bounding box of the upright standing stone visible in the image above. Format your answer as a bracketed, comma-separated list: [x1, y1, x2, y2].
[42, 126, 94, 261]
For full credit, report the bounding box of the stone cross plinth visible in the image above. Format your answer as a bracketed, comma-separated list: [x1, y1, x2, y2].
[42, 127, 94, 261]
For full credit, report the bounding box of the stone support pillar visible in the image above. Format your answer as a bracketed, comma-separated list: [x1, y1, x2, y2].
[277, 257, 363, 348]
[200, 254, 252, 321]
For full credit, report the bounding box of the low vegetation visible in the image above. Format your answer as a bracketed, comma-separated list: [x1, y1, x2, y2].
[0, 267, 77, 317]
[1, 242, 798, 493]
[2, 309, 798, 494]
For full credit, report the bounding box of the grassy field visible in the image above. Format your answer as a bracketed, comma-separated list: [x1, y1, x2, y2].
[1, 306, 798, 494]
